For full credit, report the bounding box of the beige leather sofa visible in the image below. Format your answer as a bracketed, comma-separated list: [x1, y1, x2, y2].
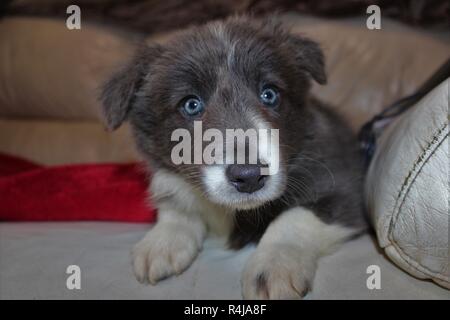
[0, 13, 449, 299]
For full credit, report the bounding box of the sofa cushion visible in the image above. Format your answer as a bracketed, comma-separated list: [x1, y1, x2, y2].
[0, 119, 137, 165]
[1, 15, 449, 133]
[0, 17, 134, 121]
[365, 79, 449, 289]
[1, 222, 449, 299]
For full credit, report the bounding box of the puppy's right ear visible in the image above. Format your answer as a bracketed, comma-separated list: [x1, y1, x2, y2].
[100, 44, 163, 130]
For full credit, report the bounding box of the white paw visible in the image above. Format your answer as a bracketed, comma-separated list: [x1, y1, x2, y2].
[242, 244, 315, 299]
[132, 223, 202, 284]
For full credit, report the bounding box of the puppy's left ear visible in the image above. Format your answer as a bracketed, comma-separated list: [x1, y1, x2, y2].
[287, 35, 327, 85]
[100, 44, 163, 130]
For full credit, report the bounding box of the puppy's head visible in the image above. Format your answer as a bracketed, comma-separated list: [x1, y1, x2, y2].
[101, 17, 326, 210]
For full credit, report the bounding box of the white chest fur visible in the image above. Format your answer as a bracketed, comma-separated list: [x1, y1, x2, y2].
[150, 168, 233, 237]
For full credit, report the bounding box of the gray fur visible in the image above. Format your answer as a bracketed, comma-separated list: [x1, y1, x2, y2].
[100, 16, 367, 249]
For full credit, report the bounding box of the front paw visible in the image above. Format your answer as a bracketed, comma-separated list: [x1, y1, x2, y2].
[242, 244, 315, 299]
[132, 223, 202, 284]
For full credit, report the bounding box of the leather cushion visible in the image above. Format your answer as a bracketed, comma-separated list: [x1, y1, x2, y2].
[0, 17, 134, 120]
[1, 15, 449, 132]
[0, 119, 137, 165]
[365, 79, 449, 289]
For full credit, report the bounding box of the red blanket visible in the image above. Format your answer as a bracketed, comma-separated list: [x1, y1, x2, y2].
[0, 153, 156, 222]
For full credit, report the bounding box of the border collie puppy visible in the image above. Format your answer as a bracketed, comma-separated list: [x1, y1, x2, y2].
[101, 16, 367, 299]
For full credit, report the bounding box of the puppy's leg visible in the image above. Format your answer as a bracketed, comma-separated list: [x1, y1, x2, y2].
[242, 207, 357, 299]
[132, 201, 206, 284]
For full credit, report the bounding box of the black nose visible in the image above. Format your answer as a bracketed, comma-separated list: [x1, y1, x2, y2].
[226, 164, 267, 193]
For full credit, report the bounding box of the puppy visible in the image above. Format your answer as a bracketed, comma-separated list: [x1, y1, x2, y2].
[101, 16, 367, 299]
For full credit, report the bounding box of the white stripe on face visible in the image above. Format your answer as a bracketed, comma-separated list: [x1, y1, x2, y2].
[250, 113, 280, 176]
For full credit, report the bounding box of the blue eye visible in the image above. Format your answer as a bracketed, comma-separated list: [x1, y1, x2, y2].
[260, 86, 280, 107]
[181, 96, 204, 117]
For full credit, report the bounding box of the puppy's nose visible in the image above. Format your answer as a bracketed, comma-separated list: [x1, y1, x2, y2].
[226, 164, 267, 193]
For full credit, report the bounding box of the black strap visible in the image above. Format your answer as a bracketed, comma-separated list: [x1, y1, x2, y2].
[358, 57, 450, 168]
